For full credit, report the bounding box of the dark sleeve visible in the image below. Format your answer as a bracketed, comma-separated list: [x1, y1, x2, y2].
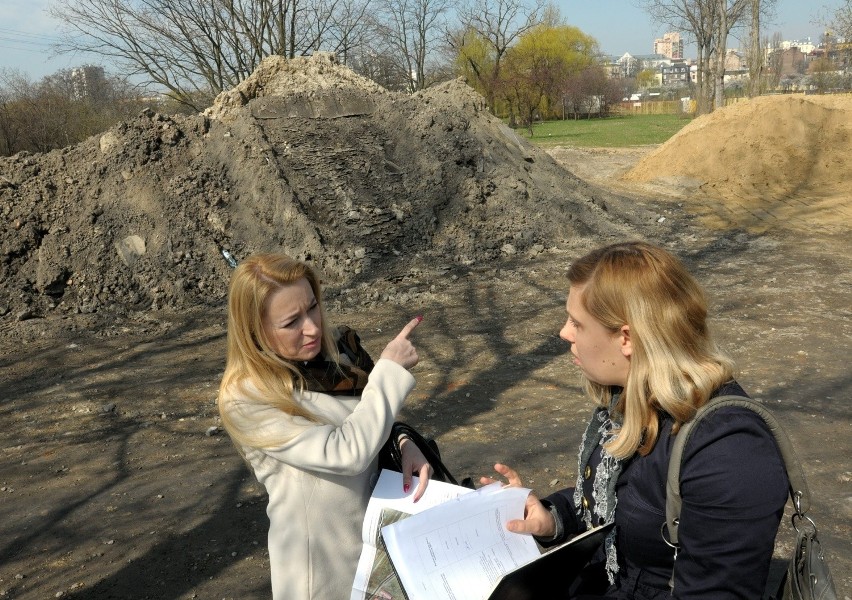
[540, 487, 585, 546]
[673, 408, 789, 599]
[336, 325, 375, 372]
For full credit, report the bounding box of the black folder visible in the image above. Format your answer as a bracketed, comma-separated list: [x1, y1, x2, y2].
[487, 522, 614, 600]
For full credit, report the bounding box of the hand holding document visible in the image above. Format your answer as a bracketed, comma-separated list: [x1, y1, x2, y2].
[351, 469, 475, 600]
[379, 475, 540, 600]
[352, 469, 613, 600]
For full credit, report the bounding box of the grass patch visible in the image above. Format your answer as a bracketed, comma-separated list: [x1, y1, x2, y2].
[518, 114, 691, 148]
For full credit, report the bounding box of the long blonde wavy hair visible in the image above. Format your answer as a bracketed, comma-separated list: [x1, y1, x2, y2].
[217, 253, 339, 450]
[568, 241, 734, 459]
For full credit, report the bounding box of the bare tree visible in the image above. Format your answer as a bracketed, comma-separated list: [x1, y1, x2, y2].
[450, 0, 546, 108]
[747, 0, 761, 96]
[762, 31, 783, 90]
[371, 0, 455, 92]
[827, 0, 852, 71]
[0, 71, 27, 155]
[348, 48, 406, 89]
[641, 0, 756, 113]
[561, 68, 597, 120]
[745, 0, 776, 97]
[712, 0, 749, 109]
[0, 70, 79, 154]
[50, 0, 373, 111]
[326, 0, 374, 64]
[642, 0, 716, 113]
[598, 75, 626, 117]
[809, 56, 838, 93]
[0, 68, 148, 156]
[829, 0, 852, 41]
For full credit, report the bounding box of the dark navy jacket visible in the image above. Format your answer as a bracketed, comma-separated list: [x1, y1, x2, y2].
[543, 385, 789, 599]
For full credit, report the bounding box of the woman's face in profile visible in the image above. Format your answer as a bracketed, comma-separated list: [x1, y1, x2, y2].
[262, 277, 323, 362]
[559, 285, 631, 387]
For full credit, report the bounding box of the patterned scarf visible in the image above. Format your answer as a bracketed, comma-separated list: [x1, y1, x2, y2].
[296, 326, 374, 395]
[573, 390, 625, 584]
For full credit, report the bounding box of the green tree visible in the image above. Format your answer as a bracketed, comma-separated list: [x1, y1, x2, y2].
[449, 0, 546, 109]
[636, 68, 657, 89]
[451, 27, 496, 97]
[499, 24, 598, 131]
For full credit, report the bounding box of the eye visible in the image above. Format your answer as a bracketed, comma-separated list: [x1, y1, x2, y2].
[278, 312, 302, 328]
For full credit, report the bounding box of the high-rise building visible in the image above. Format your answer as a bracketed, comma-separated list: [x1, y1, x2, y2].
[70, 66, 106, 100]
[654, 32, 684, 60]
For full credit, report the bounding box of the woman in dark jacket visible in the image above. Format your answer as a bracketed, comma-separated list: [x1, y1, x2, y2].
[484, 241, 788, 599]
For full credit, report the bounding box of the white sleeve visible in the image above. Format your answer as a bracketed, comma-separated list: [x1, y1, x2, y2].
[228, 358, 415, 475]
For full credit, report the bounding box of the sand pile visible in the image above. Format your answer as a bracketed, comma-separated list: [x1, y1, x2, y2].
[0, 53, 629, 322]
[623, 95, 852, 198]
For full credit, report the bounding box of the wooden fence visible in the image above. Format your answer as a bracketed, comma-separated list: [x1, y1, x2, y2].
[616, 95, 803, 116]
[616, 100, 686, 115]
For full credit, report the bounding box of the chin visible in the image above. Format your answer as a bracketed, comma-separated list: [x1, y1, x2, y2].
[302, 347, 322, 361]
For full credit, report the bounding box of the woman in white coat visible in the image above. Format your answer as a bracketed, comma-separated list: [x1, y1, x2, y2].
[218, 253, 432, 600]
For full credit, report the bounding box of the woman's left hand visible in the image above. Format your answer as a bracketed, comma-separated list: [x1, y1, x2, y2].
[480, 463, 556, 537]
[399, 437, 433, 502]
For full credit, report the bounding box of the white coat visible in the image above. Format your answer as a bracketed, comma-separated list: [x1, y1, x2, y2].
[220, 358, 415, 599]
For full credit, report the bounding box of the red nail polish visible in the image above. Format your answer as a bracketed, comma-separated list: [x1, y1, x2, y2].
[403, 483, 410, 493]
[415, 315, 423, 322]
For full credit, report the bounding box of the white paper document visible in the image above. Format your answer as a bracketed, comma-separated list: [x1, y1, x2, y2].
[350, 469, 474, 600]
[379, 480, 541, 600]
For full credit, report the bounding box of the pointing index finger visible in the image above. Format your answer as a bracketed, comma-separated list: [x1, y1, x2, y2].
[396, 315, 423, 340]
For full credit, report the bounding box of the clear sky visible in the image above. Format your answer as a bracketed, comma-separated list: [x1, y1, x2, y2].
[0, 0, 845, 81]
[558, 0, 843, 57]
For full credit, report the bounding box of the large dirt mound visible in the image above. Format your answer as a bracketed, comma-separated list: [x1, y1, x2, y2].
[622, 94, 852, 198]
[0, 53, 629, 322]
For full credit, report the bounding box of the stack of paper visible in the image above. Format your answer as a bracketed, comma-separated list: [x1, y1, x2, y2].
[380, 478, 539, 600]
[350, 469, 476, 600]
[352, 469, 613, 600]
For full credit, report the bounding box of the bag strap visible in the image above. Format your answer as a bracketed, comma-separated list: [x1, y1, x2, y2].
[665, 395, 810, 547]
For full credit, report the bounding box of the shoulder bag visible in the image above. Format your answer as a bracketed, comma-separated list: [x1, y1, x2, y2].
[664, 395, 837, 600]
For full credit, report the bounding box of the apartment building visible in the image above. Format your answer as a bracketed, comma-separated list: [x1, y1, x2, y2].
[70, 66, 106, 100]
[661, 61, 690, 85]
[654, 32, 684, 60]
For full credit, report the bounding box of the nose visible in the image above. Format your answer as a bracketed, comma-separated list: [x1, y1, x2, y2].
[303, 315, 321, 336]
[560, 320, 575, 344]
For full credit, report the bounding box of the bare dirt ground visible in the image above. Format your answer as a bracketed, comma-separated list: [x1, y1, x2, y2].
[1, 57, 849, 599]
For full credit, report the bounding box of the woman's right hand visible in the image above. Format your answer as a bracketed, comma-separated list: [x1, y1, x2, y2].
[481, 463, 557, 538]
[379, 316, 422, 369]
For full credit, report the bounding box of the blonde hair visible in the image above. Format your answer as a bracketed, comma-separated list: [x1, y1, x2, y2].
[217, 253, 338, 451]
[568, 241, 734, 459]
